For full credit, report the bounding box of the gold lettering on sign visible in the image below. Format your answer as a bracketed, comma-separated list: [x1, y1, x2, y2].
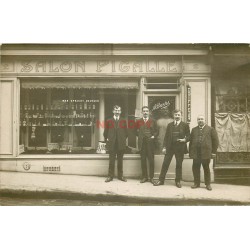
[21, 62, 33, 72]
[146, 60, 155, 72]
[75, 61, 85, 72]
[156, 61, 165, 72]
[49, 61, 59, 72]
[168, 62, 177, 72]
[133, 62, 143, 72]
[193, 63, 199, 69]
[111, 60, 116, 72]
[35, 61, 46, 72]
[119, 61, 130, 72]
[96, 61, 109, 72]
[60, 61, 72, 72]
[15, 60, 181, 74]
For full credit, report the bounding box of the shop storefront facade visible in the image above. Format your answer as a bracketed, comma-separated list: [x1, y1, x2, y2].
[0, 44, 213, 181]
[211, 45, 250, 184]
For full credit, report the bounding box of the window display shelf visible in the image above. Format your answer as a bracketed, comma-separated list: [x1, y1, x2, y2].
[19, 88, 100, 153]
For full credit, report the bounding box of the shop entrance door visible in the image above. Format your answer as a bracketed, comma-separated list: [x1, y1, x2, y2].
[145, 94, 178, 154]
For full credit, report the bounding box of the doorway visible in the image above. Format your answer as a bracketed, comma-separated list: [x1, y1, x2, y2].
[145, 94, 178, 154]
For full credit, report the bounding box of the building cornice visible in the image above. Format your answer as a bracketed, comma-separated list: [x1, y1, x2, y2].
[1, 44, 209, 56]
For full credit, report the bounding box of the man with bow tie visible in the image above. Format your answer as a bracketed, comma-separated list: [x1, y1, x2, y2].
[136, 106, 159, 184]
[104, 105, 128, 182]
[189, 115, 219, 191]
[154, 109, 190, 188]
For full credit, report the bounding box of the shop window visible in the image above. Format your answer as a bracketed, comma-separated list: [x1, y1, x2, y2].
[19, 85, 137, 154]
[214, 84, 250, 161]
[215, 85, 250, 112]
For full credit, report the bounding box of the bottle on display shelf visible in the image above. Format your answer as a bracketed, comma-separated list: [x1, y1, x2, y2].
[84, 102, 87, 110]
[41, 104, 44, 110]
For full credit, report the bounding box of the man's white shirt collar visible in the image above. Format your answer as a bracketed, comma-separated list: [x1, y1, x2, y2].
[199, 124, 206, 130]
[174, 120, 180, 126]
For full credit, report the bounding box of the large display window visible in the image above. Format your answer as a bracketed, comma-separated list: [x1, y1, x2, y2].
[19, 83, 137, 154]
[214, 83, 250, 163]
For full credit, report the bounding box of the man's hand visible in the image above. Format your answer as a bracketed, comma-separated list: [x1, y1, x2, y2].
[162, 148, 166, 154]
[177, 138, 186, 143]
[150, 136, 155, 139]
[212, 153, 216, 158]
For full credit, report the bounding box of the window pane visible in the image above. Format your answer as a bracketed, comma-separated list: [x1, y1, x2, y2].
[19, 85, 137, 154]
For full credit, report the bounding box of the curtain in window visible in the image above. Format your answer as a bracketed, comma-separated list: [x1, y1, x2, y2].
[215, 113, 250, 152]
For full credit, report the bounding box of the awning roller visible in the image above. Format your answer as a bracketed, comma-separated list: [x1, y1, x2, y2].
[21, 79, 139, 89]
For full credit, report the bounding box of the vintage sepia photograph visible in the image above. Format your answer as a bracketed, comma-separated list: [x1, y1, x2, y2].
[1, 43, 249, 206]
[0, 1, 249, 250]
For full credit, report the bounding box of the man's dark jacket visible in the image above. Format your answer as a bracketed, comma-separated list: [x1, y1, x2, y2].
[103, 117, 128, 151]
[136, 118, 159, 151]
[163, 121, 190, 154]
[189, 125, 219, 159]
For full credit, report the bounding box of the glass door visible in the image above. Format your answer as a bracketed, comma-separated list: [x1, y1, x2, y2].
[145, 94, 178, 154]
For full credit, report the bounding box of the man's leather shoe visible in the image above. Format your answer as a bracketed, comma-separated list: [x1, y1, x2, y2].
[206, 185, 212, 191]
[105, 177, 113, 182]
[175, 182, 182, 188]
[153, 180, 164, 186]
[191, 184, 200, 189]
[118, 176, 127, 182]
[140, 178, 148, 183]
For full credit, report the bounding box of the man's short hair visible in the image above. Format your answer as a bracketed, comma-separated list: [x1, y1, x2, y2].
[142, 106, 149, 111]
[173, 109, 182, 114]
[113, 105, 121, 110]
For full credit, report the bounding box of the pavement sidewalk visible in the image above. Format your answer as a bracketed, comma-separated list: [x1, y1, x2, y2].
[0, 171, 249, 205]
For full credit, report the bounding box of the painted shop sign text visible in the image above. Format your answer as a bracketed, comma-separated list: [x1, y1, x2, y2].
[1, 60, 182, 74]
[43, 165, 61, 172]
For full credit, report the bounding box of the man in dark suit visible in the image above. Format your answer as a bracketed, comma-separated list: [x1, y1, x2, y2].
[104, 105, 128, 182]
[189, 115, 219, 191]
[136, 106, 159, 184]
[154, 109, 190, 188]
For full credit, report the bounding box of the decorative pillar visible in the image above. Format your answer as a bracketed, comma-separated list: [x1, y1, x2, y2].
[99, 90, 105, 141]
